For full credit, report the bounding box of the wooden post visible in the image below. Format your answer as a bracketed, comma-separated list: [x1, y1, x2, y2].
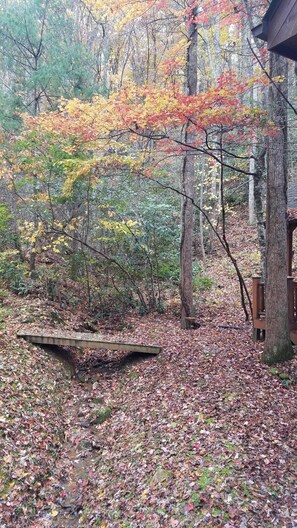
[252, 276, 262, 341]
[252, 276, 261, 321]
[287, 276, 294, 330]
[293, 280, 297, 329]
[287, 227, 294, 276]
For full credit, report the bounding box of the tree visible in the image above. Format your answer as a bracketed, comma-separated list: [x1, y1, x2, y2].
[0, 0, 101, 127]
[0, 0, 104, 271]
[180, 0, 197, 329]
[262, 52, 294, 364]
[244, 0, 268, 276]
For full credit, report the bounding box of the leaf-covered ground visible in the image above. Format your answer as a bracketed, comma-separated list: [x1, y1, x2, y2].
[0, 210, 296, 528]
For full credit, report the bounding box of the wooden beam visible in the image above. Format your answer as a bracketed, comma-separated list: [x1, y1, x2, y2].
[287, 277, 295, 330]
[287, 227, 294, 276]
[17, 330, 161, 355]
[253, 319, 266, 330]
[252, 276, 262, 321]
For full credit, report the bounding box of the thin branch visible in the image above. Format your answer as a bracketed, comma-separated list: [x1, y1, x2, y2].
[247, 38, 297, 116]
[129, 127, 256, 176]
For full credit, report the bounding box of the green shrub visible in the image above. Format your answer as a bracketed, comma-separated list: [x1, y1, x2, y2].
[0, 307, 12, 322]
[193, 274, 214, 292]
[155, 260, 180, 284]
[90, 286, 137, 319]
[0, 250, 31, 295]
[90, 406, 112, 425]
[192, 263, 214, 293]
[0, 288, 9, 300]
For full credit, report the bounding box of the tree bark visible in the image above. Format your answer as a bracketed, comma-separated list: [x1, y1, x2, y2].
[180, 1, 197, 329]
[249, 145, 255, 225]
[262, 52, 294, 364]
[254, 146, 266, 278]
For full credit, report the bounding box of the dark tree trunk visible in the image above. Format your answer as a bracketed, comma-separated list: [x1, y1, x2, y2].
[262, 52, 294, 364]
[254, 146, 266, 279]
[180, 1, 197, 329]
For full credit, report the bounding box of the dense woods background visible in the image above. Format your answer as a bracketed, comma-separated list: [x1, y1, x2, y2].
[0, 0, 296, 323]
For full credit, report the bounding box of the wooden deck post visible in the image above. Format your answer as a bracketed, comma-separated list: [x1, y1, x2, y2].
[287, 227, 294, 276]
[252, 276, 261, 320]
[252, 276, 262, 341]
[287, 276, 294, 330]
[252, 276, 297, 342]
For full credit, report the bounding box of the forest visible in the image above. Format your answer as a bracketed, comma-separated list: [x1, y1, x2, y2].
[0, 0, 296, 527]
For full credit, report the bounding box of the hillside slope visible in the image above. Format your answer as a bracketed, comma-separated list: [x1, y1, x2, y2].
[0, 208, 296, 528]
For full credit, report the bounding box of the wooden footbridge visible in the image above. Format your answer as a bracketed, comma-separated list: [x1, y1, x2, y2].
[17, 330, 162, 355]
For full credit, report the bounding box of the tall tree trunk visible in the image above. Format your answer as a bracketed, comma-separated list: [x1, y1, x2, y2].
[262, 52, 294, 364]
[249, 152, 255, 224]
[180, 1, 197, 329]
[30, 54, 42, 274]
[243, 0, 268, 277]
[199, 162, 206, 266]
[254, 146, 266, 278]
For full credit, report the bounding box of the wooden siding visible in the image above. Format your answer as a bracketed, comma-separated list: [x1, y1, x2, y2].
[252, 0, 297, 61]
[268, 0, 297, 50]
